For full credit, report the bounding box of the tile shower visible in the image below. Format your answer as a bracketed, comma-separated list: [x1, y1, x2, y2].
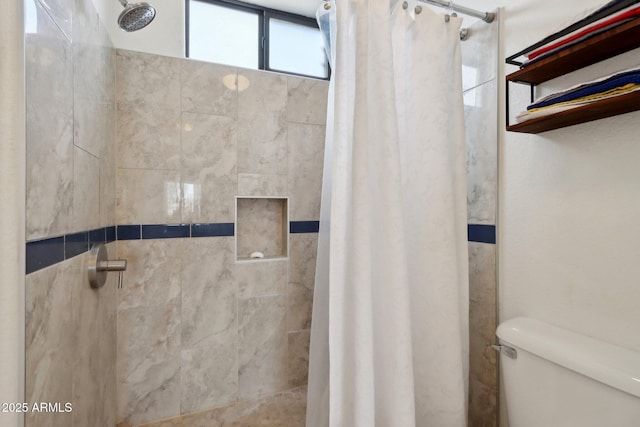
[114, 50, 327, 426]
[23, 1, 497, 426]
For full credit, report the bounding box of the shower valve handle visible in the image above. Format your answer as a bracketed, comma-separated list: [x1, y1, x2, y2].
[88, 244, 128, 289]
[103, 259, 127, 289]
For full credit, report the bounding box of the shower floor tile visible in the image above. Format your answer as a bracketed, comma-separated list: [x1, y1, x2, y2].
[130, 386, 306, 427]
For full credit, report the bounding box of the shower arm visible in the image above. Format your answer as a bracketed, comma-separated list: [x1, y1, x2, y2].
[118, 0, 129, 7]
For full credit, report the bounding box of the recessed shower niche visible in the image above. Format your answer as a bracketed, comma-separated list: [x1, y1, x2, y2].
[236, 197, 289, 261]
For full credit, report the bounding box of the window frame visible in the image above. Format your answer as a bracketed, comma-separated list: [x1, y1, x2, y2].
[185, 0, 330, 80]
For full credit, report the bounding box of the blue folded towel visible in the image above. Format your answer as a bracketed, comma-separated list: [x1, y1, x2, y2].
[527, 68, 640, 110]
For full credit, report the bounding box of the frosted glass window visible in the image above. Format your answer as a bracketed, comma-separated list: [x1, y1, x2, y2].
[268, 18, 328, 78]
[189, 1, 259, 69]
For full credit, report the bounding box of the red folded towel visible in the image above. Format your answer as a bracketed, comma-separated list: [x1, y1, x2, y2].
[528, 5, 640, 60]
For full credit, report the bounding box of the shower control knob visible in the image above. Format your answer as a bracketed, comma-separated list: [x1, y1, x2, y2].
[88, 243, 128, 289]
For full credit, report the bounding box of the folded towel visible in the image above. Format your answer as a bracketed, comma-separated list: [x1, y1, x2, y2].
[530, 66, 640, 104]
[515, 67, 640, 123]
[529, 0, 640, 52]
[527, 67, 640, 110]
[527, 83, 640, 113]
[527, 4, 640, 61]
[511, 0, 640, 66]
[515, 83, 640, 123]
[521, 18, 633, 67]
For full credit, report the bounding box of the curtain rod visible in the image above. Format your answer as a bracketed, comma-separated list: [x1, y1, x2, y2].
[417, 0, 495, 23]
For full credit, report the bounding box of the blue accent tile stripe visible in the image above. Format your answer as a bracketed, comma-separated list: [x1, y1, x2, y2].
[117, 225, 141, 240]
[468, 224, 496, 244]
[192, 223, 235, 237]
[65, 231, 89, 259]
[142, 224, 190, 239]
[26, 236, 65, 275]
[290, 221, 320, 234]
[26, 221, 495, 274]
[89, 228, 106, 247]
[106, 226, 117, 243]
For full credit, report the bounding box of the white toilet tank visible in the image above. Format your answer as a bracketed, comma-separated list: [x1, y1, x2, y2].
[496, 317, 640, 427]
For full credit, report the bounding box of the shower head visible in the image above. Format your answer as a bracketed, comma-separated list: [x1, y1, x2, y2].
[117, 0, 156, 32]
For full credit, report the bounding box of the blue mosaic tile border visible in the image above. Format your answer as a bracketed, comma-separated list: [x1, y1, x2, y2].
[142, 224, 190, 240]
[26, 222, 496, 274]
[116, 223, 235, 240]
[468, 224, 496, 244]
[192, 223, 235, 237]
[290, 221, 320, 233]
[26, 226, 116, 274]
[26, 223, 238, 274]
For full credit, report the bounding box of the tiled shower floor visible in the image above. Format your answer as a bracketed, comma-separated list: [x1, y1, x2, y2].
[131, 387, 306, 427]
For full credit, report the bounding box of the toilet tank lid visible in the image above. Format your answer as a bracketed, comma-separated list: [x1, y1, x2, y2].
[497, 317, 640, 399]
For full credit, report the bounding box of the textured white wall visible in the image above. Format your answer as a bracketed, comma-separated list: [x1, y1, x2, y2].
[497, 2, 640, 425]
[499, 0, 640, 352]
[0, 0, 25, 425]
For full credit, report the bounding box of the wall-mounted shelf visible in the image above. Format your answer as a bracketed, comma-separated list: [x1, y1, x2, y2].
[506, 90, 640, 133]
[506, 18, 640, 134]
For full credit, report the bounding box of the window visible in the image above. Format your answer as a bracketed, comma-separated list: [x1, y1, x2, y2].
[188, 1, 260, 69]
[186, 0, 330, 79]
[268, 18, 328, 78]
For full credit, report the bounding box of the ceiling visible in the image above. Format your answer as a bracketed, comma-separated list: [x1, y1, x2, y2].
[244, 0, 507, 18]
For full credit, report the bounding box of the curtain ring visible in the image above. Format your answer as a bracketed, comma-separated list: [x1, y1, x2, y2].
[323, 1, 331, 10]
[448, 0, 457, 17]
[402, 1, 409, 10]
[414, 5, 422, 14]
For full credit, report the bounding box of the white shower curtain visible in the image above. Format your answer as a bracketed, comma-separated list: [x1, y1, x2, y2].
[307, 1, 469, 426]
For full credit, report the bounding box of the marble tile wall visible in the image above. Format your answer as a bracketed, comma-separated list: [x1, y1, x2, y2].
[115, 52, 328, 426]
[461, 16, 499, 427]
[25, 0, 117, 425]
[26, 0, 116, 240]
[26, 247, 118, 427]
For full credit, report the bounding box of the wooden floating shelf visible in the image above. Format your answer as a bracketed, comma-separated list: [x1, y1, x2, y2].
[507, 19, 640, 85]
[506, 90, 640, 134]
[506, 19, 640, 134]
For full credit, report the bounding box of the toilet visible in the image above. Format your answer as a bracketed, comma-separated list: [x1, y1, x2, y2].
[495, 317, 640, 426]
